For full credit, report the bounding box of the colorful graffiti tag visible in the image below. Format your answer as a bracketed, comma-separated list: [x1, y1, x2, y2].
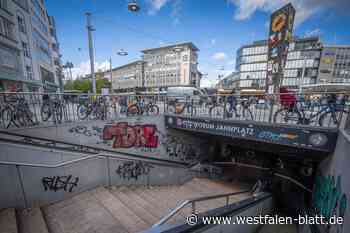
[313, 175, 347, 230]
[103, 122, 159, 148]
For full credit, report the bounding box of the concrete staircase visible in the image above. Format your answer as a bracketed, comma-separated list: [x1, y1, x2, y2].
[0, 178, 250, 233]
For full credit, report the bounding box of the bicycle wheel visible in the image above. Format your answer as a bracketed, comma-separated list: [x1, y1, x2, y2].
[185, 104, 196, 116]
[242, 108, 253, 121]
[77, 104, 89, 120]
[1, 107, 14, 128]
[209, 105, 225, 118]
[54, 104, 63, 123]
[167, 105, 176, 114]
[127, 104, 139, 116]
[40, 103, 51, 122]
[319, 110, 347, 127]
[273, 108, 301, 125]
[146, 104, 159, 116]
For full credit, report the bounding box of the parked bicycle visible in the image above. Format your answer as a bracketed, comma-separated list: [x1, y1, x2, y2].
[167, 99, 196, 115]
[40, 95, 64, 123]
[77, 96, 107, 120]
[1, 95, 36, 128]
[209, 98, 253, 120]
[274, 93, 348, 127]
[127, 97, 159, 116]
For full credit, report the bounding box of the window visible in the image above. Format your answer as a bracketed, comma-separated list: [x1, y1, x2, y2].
[17, 14, 26, 33]
[0, 0, 8, 10]
[0, 16, 15, 40]
[22, 41, 30, 57]
[26, 65, 33, 80]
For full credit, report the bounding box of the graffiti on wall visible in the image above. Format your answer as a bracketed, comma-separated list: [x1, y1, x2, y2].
[42, 175, 79, 193]
[165, 135, 200, 163]
[258, 131, 298, 142]
[116, 161, 154, 180]
[103, 122, 159, 149]
[313, 175, 347, 231]
[69, 125, 102, 137]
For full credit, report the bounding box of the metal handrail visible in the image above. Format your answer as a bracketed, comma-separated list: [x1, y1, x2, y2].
[0, 130, 189, 167]
[0, 154, 101, 168]
[153, 189, 251, 226]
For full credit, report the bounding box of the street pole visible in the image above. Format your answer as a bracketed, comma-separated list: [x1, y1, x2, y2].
[109, 56, 113, 91]
[86, 12, 96, 93]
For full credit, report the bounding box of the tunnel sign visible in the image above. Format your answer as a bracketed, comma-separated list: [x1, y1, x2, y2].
[165, 115, 338, 153]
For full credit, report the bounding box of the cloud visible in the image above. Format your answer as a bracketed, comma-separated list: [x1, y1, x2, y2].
[304, 28, 322, 38]
[147, 0, 183, 25]
[147, 0, 170, 14]
[68, 60, 110, 79]
[212, 52, 228, 61]
[228, 0, 350, 26]
[211, 39, 216, 46]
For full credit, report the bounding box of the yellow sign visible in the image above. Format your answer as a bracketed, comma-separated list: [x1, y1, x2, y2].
[272, 13, 287, 32]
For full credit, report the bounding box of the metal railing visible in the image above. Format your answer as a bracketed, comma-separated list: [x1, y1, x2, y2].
[0, 91, 349, 129]
[0, 131, 198, 209]
[153, 189, 251, 226]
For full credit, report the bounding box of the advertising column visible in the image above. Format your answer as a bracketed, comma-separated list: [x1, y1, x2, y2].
[266, 3, 295, 94]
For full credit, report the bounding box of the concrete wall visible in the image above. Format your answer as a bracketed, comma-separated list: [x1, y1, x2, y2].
[0, 152, 193, 209]
[11, 116, 209, 164]
[314, 130, 350, 233]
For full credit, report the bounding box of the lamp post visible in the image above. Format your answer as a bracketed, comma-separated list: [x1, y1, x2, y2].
[85, 1, 140, 93]
[109, 49, 129, 92]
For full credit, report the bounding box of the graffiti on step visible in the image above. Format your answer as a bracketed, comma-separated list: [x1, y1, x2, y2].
[313, 175, 347, 232]
[103, 122, 159, 149]
[165, 135, 200, 162]
[69, 125, 102, 137]
[42, 175, 79, 193]
[116, 161, 153, 180]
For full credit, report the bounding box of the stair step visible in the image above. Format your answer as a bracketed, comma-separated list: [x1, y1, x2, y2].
[17, 208, 49, 233]
[92, 187, 149, 233]
[132, 187, 186, 224]
[0, 208, 18, 233]
[111, 188, 160, 225]
[43, 190, 129, 233]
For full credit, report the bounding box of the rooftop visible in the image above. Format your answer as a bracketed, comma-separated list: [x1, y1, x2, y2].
[141, 42, 199, 53]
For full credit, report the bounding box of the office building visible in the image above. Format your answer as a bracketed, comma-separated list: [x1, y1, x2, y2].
[142, 42, 201, 91]
[235, 37, 322, 93]
[0, 0, 62, 92]
[216, 72, 239, 90]
[318, 45, 350, 83]
[104, 60, 144, 93]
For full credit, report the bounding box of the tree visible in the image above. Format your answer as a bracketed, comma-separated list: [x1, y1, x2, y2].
[64, 75, 110, 94]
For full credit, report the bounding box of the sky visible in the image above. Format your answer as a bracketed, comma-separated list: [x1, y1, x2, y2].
[46, 0, 350, 87]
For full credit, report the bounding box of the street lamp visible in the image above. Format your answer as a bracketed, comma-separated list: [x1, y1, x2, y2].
[85, 2, 140, 94]
[117, 49, 128, 56]
[109, 50, 129, 92]
[128, 0, 140, 12]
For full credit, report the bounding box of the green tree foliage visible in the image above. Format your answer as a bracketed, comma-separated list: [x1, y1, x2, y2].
[64, 73, 110, 94]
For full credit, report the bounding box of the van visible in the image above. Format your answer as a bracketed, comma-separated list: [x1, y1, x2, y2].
[166, 86, 203, 103]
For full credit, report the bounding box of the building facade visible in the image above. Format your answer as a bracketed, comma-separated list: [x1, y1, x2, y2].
[318, 45, 350, 84]
[216, 72, 239, 90]
[142, 42, 201, 91]
[235, 37, 322, 93]
[104, 60, 144, 93]
[0, 0, 62, 92]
